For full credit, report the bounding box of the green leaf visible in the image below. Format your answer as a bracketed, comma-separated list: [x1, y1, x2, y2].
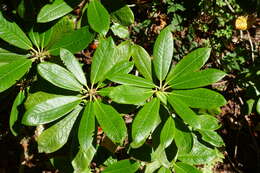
[78, 102, 95, 150]
[111, 5, 134, 26]
[178, 135, 222, 165]
[91, 38, 116, 84]
[38, 62, 83, 92]
[28, 28, 41, 49]
[108, 74, 156, 88]
[0, 12, 32, 49]
[169, 69, 226, 89]
[98, 87, 114, 97]
[166, 48, 211, 84]
[115, 40, 133, 62]
[106, 61, 134, 78]
[257, 98, 260, 115]
[145, 161, 161, 173]
[0, 59, 32, 92]
[38, 105, 83, 153]
[168, 96, 199, 129]
[22, 95, 81, 125]
[158, 167, 171, 173]
[199, 130, 225, 147]
[160, 116, 175, 148]
[9, 90, 26, 136]
[109, 85, 153, 105]
[153, 28, 173, 81]
[131, 98, 161, 148]
[195, 114, 220, 131]
[24, 92, 59, 110]
[170, 88, 226, 109]
[111, 23, 129, 39]
[0, 50, 28, 67]
[48, 26, 95, 55]
[87, 0, 110, 34]
[103, 160, 140, 173]
[152, 145, 170, 168]
[168, 96, 220, 130]
[174, 118, 193, 155]
[45, 16, 74, 48]
[132, 45, 152, 81]
[156, 91, 168, 105]
[173, 162, 201, 173]
[72, 146, 96, 173]
[60, 48, 87, 86]
[94, 101, 127, 144]
[37, 0, 73, 23]
[28, 25, 54, 51]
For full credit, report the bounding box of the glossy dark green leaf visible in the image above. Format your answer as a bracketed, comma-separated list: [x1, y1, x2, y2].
[153, 28, 173, 81]
[0, 54, 27, 67]
[170, 88, 226, 109]
[87, 0, 110, 34]
[169, 69, 226, 89]
[60, 48, 87, 86]
[28, 26, 53, 51]
[174, 118, 193, 155]
[111, 23, 129, 39]
[109, 85, 153, 105]
[166, 48, 211, 84]
[24, 92, 59, 110]
[132, 45, 152, 80]
[28, 28, 41, 49]
[195, 114, 220, 130]
[38, 62, 83, 92]
[0, 59, 32, 92]
[9, 90, 26, 136]
[37, 0, 73, 23]
[108, 74, 156, 88]
[38, 106, 83, 153]
[91, 38, 116, 84]
[169, 96, 220, 130]
[131, 98, 161, 148]
[45, 16, 74, 48]
[48, 26, 95, 55]
[199, 130, 224, 147]
[115, 40, 133, 61]
[0, 49, 28, 67]
[78, 102, 95, 150]
[168, 96, 200, 129]
[160, 116, 175, 148]
[22, 95, 81, 125]
[158, 167, 171, 173]
[0, 12, 32, 49]
[111, 5, 134, 26]
[103, 160, 140, 173]
[98, 87, 114, 97]
[178, 135, 222, 165]
[173, 162, 201, 173]
[72, 146, 96, 173]
[94, 101, 127, 144]
[106, 61, 134, 78]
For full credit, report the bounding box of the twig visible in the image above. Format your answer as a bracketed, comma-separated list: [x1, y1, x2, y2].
[224, 0, 235, 13]
[246, 30, 255, 62]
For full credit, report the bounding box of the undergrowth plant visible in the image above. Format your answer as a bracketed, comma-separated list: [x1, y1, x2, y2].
[0, 0, 228, 172]
[15, 28, 226, 172]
